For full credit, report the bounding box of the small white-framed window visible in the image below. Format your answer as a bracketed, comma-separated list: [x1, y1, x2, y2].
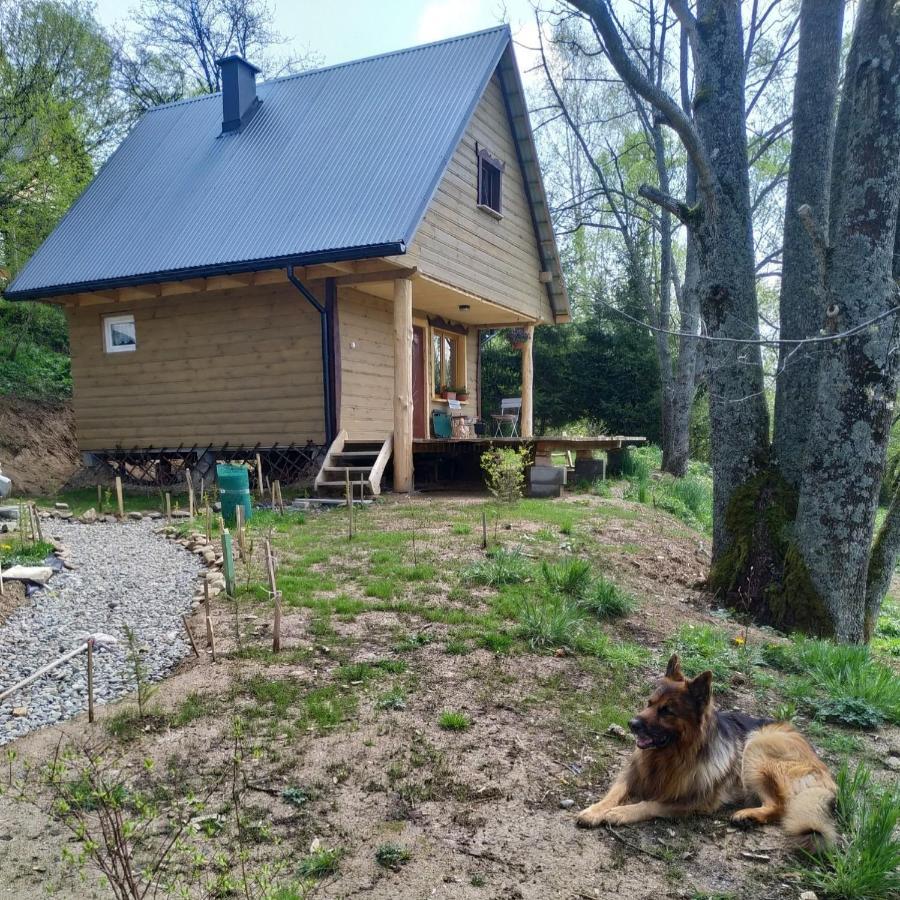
[103, 313, 136, 353]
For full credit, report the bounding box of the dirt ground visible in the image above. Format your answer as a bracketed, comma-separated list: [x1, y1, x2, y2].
[0, 491, 895, 900]
[0, 396, 78, 494]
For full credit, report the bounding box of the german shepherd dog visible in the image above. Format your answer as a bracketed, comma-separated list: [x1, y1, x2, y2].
[576, 654, 837, 851]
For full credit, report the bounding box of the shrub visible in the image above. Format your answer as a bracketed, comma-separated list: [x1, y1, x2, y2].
[480, 447, 529, 503]
[375, 842, 411, 870]
[296, 846, 342, 879]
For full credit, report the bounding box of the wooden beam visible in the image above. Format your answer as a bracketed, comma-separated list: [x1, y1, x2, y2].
[119, 285, 159, 301]
[520, 323, 534, 438]
[206, 273, 253, 291]
[333, 266, 417, 288]
[393, 277, 414, 493]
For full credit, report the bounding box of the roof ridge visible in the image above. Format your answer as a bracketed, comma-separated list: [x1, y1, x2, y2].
[145, 24, 511, 114]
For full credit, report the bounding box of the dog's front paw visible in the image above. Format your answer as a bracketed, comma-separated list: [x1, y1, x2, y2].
[576, 805, 609, 828]
[730, 808, 763, 828]
[598, 806, 633, 827]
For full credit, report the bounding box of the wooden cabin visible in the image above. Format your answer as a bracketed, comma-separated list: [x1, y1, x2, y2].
[6, 27, 573, 493]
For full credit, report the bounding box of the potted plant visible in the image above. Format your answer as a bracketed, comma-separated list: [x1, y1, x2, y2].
[456, 385, 469, 402]
[506, 326, 529, 351]
[440, 385, 456, 401]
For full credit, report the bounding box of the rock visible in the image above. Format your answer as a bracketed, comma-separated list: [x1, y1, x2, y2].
[127, 511, 143, 521]
[11, 707, 28, 717]
[606, 723, 629, 739]
[80, 508, 98, 524]
[171, 510, 191, 519]
[800, 892, 818, 900]
[0, 506, 20, 521]
[103, 514, 117, 523]
[1, 565, 54, 584]
[54, 503, 69, 511]
[202, 550, 216, 565]
[558, 798, 575, 809]
[147, 511, 163, 520]
[57, 511, 73, 520]
[884, 756, 900, 772]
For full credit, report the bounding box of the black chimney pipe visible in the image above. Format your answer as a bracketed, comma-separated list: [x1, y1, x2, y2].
[216, 55, 261, 133]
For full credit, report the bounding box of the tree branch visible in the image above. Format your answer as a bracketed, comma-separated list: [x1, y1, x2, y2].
[639, 184, 696, 226]
[568, 0, 716, 208]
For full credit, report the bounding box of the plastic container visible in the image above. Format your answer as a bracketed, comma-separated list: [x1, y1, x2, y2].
[217, 464, 252, 526]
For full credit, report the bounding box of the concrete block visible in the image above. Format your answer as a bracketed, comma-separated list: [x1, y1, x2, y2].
[529, 465, 566, 486]
[574, 458, 606, 481]
[528, 482, 562, 499]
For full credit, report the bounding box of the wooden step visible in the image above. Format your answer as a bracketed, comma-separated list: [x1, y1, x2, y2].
[324, 466, 373, 473]
[315, 431, 392, 497]
[333, 451, 379, 458]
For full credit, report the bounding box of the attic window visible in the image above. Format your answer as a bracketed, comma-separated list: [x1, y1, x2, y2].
[103, 313, 136, 353]
[477, 148, 504, 218]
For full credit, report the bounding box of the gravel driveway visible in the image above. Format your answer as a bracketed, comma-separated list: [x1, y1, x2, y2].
[0, 520, 200, 744]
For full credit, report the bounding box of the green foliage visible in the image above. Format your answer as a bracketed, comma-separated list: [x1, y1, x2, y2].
[480, 289, 661, 440]
[516, 594, 583, 650]
[123, 624, 156, 719]
[539, 557, 592, 597]
[762, 637, 900, 725]
[580, 575, 635, 619]
[666, 624, 751, 681]
[0, 537, 54, 568]
[794, 762, 900, 900]
[438, 710, 470, 731]
[375, 842, 411, 871]
[296, 846, 342, 879]
[480, 447, 529, 503]
[461, 548, 531, 586]
[0, 301, 71, 400]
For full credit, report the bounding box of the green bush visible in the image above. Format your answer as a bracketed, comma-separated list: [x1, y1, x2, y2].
[540, 557, 592, 597]
[461, 548, 531, 586]
[580, 575, 634, 619]
[0, 299, 71, 400]
[516, 594, 583, 650]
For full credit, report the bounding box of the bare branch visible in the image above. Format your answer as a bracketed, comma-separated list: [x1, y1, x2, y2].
[639, 184, 695, 225]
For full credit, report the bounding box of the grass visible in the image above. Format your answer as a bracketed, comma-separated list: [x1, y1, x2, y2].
[375, 842, 411, 871]
[579, 575, 635, 619]
[0, 537, 55, 568]
[296, 846, 342, 879]
[794, 762, 900, 900]
[666, 623, 753, 681]
[461, 548, 531, 586]
[297, 686, 357, 733]
[539, 557, 592, 597]
[517, 594, 583, 650]
[438, 710, 471, 731]
[762, 637, 900, 725]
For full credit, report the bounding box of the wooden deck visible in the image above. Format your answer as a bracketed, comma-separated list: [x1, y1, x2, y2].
[412, 435, 645, 455]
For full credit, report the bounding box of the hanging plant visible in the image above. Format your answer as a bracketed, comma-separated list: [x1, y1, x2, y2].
[506, 326, 529, 350]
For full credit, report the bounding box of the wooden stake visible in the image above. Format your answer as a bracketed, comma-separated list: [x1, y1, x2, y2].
[265, 539, 281, 653]
[235, 504, 245, 561]
[206, 505, 212, 542]
[0, 565, 4, 597]
[182, 614, 200, 657]
[97, 484, 103, 514]
[221, 531, 235, 597]
[345, 469, 353, 539]
[86, 639, 95, 723]
[186, 467, 195, 518]
[256, 453, 264, 499]
[165, 492, 172, 524]
[482, 507, 488, 550]
[30, 503, 43, 543]
[204, 580, 217, 661]
[115, 476, 124, 519]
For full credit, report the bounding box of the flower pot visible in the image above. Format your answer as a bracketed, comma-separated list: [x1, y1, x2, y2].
[442, 391, 456, 401]
[457, 393, 469, 403]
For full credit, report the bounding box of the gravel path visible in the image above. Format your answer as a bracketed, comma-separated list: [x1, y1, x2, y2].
[0, 520, 200, 744]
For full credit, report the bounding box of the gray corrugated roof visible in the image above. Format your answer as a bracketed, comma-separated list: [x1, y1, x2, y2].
[7, 25, 567, 317]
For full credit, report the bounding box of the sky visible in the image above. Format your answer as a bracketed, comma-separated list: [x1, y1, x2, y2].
[91, 0, 546, 78]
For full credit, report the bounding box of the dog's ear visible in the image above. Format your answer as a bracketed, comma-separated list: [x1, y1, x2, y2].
[665, 653, 684, 681]
[688, 670, 713, 706]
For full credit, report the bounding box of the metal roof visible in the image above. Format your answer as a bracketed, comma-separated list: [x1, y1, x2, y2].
[7, 25, 568, 318]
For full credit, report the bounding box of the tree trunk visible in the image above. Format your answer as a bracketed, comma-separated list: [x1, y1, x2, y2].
[794, 0, 900, 642]
[691, 0, 769, 558]
[773, 0, 845, 489]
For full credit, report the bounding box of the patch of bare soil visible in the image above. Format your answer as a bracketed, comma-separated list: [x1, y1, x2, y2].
[0, 396, 78, 494]
[0, 493, 889, 899]
[0, 580, 27, 626]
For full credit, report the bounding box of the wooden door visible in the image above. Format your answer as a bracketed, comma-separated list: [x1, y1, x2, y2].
[412, 325, 426, 439]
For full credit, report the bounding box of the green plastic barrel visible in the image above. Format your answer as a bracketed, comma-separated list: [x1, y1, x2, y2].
[217, 464, 252, 526]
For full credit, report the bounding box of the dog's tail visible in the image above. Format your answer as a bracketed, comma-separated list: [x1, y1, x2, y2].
[783, 785, 838, 854]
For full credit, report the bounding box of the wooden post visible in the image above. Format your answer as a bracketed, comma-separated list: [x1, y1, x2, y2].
[86, 638, 95, 723]
[482, 507, 488, 550]
[115, 476, 124, 519]
[186, 467, 194, 518]
[221, 530, 235, 597]
[206, 506, 212, 542]
[265, 540, 281, 653]
[97, 484, 103, 514]
[521, 323, 534, 438]
[392, 277, 414, 492]
[30, 504, 43, 543]
[165, 492, 172, 524]
[182, 614, 200, 657]
[203, 580, 217, 661]
[345, 470, 353, 539]
[256, 453, 264, 499]
[235, 504, 245, 561]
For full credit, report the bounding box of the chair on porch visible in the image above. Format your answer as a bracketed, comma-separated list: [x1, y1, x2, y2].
[432, 409, 453, 439]
[491, 398, 521, 436]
